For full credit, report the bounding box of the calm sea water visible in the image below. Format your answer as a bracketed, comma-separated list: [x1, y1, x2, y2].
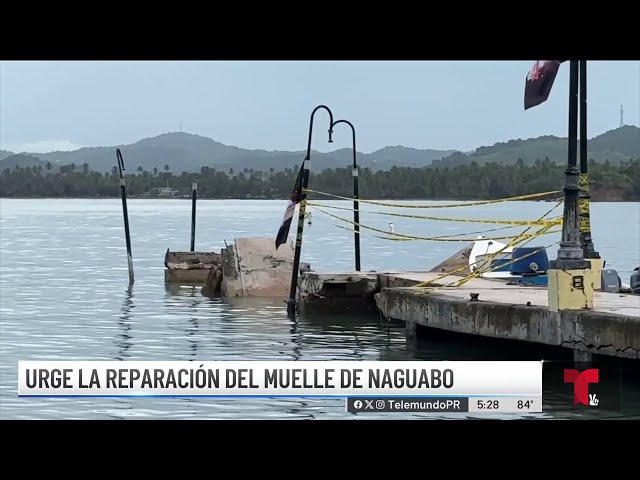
[1, 198, 639, 420]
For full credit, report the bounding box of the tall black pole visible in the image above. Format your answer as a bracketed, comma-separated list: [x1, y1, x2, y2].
[578, 60, 599, 259]
[331, 119, 361, 272]
[550, 60, 589, 271]
[116, 149, 134, 284]
[190, 182, 197, 251]
[287, 105, 334, 315]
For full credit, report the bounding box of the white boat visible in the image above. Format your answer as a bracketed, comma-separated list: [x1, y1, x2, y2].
[469, 236, 514, 279]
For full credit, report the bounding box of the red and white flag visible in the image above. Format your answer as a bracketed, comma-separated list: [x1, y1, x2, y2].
[524, 60, 563, 110]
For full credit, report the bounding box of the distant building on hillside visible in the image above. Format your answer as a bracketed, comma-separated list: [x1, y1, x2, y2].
[157, 186, 180, 198]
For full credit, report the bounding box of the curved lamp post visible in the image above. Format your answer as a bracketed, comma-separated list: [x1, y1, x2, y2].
[287, 105, 334, 315]
[331, 119, 361, 272]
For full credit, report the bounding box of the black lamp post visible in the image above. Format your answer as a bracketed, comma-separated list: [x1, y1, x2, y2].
[578, 60, 599, 259]
[116, 148, 134, 284]
[287, 105, 334, 315]
[550, 60, 590, 271]
[331, 119, 361, 272]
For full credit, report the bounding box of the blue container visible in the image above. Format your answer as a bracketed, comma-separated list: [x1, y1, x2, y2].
[510, 247, 549, 275]
[490, 258, 511, 272]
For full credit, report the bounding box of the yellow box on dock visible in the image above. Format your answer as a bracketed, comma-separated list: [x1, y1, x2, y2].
[548, 268, 594, 311]
[589, 257, 604, 291]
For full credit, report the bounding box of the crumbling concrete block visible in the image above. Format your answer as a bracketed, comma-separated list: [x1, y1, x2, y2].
[201, 266, 223, 297]
[298, 272, 380, 314]
[164, 250, 222, 285]
[221, 237, 297, 297]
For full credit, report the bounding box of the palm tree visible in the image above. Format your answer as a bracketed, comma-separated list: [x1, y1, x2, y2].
[137, 166, 143, 174]
[153, 167, 158, 176]
[164, 164, 170, 172]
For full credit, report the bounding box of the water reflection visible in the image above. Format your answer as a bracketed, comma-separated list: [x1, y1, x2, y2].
[185, 291, 200, 359]
[115, 286, 134, 361]
[288, 312, 303, 362]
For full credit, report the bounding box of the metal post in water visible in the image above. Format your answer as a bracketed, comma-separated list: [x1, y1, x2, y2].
[578, 60, 599, 259]
[332, 119, 361, 271]
[190, 183, 197, 251]
[116, 149, 134, 284]
[287, 105, 334, 316]
[550, 60, 589, 271]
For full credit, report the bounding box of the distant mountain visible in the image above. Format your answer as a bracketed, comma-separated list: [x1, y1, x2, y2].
[0, 150, 14, 162]
[1, 126, 637, 173]
[0, 132, 455, 174]
[434, 125, 639, 167]
[0, 153, 48, 171]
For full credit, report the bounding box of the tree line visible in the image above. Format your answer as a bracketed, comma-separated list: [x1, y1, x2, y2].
[1, 157, 638, 201]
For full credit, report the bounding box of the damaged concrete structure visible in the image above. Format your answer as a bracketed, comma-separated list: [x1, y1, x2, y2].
[165, 237, 305, 299]
[164, 250, 221, 284]
[297, 272, 379, 314]
[219, 237, 297, 297]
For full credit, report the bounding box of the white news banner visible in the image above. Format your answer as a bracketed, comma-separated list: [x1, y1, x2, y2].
[18, 360, 543, 409]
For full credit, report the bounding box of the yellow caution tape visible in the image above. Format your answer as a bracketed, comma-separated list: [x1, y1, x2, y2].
[307, 193, 563, 292]
[414, 224, 557, 290]
[304, 189, 561, 209]
[326, 217, 524, 242]
[307, 201, 563, 227]
[413, 199, 563, 288]
[414, 240, 561, 292]
[310, 201, 558, 291]
[453, 224, 556, 288]
[450, 200, 561, 287]
[312, 205, 561, 242]
[311, 200, 561, 242]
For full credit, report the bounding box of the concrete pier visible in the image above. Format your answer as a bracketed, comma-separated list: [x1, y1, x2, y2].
[298, 271, 640, 360]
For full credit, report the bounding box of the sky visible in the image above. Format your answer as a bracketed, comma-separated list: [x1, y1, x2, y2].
[1, 61, 638, 154]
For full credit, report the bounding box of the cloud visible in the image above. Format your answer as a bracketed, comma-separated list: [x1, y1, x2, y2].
[3, 140, 84, 154]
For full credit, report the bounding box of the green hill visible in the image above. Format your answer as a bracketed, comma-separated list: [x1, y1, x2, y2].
[434, 125, 639, 167]
[0, 154, 48, 171]
[0, 132, 454, 174]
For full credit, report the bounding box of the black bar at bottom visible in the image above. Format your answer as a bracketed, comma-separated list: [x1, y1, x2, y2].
[346, 397, 468, 413]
